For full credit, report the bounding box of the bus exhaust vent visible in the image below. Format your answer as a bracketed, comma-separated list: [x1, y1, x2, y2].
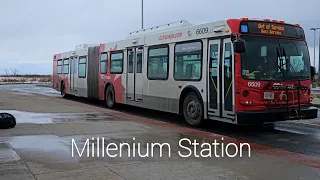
[126, 20, 192, 39]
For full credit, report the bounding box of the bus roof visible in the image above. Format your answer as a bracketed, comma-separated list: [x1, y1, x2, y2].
[53, 17, 304, 57]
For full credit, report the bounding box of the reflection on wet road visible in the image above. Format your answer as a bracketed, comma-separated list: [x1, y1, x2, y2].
[1, 84, 320, 159]
[0, 84, 60, 97]
[1, 110, 116, 124]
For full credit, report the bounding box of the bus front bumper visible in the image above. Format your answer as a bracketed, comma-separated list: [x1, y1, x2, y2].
[236, 107, 318, 125]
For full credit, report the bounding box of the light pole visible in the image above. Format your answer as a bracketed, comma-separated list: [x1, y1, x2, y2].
[311, 28, 316, 67]
[310, 27, 320, 87]
[311, 28, 317, 87]
[141, 0, 144, 29]
[318, 28, 320, 86]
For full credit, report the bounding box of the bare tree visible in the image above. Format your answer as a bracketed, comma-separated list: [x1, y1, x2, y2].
[3, 69, 9, 76]
[10, 68, 18, 76]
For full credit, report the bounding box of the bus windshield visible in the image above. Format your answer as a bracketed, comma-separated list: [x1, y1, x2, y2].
[241, 36, 311, 81]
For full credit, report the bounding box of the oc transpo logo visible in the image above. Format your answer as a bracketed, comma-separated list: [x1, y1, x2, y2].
[279, 91, 287, 101]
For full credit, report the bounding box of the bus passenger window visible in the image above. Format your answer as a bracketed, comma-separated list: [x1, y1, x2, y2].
[147, 45, 169, 80]
[224, 43, 232, 78]
[110, 52, 123, 74]
[174, 41, 202, 81]
[210, 44, 219, 77]
[100, 53, 108, 74]
[57, 60, 62, 74]
[78, 56, 87, 78]
[128, 50, 134, 73]
[137, 49, 143, 73]
[63, 59, 69, 74]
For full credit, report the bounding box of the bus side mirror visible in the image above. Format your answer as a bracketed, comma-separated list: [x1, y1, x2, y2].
[234, 40, 246, 53]
[311, 66, 316, 81]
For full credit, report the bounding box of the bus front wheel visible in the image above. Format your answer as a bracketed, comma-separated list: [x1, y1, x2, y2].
[182, 92, 204, 127]
[105, 85, 115, 108]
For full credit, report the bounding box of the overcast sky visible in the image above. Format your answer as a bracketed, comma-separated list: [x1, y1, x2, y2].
[0, 0, 319, 75]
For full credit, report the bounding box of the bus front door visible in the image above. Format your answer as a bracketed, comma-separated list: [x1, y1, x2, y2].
[126, 47, 143, 102]
[207, 39, 235, 120]
[221, 39, 235, 119]
[208, 40, 220, 117]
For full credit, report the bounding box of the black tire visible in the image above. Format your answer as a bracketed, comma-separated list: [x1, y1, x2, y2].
[182, 92, 204, 127]
[61, 83, 68, 99]
[9, 116, 16, 128]
[0, 113, 16, 129]
[105, 85, 115, 108]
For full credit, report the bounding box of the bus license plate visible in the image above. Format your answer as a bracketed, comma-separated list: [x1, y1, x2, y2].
[264, 92, 274, 99]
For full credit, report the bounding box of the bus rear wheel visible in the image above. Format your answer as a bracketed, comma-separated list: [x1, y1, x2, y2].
[105, 85, 115, 108]
[182, 92, 204, 127]
[61, 83, 68, 99]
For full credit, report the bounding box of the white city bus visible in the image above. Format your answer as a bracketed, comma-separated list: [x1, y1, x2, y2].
[53, 18, 317, 127]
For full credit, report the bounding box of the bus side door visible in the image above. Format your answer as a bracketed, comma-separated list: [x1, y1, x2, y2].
[126, 47, 143, 102]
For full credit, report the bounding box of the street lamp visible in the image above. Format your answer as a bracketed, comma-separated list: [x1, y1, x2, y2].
[310, 27, 320, 86]
[141, 0, 144, 29]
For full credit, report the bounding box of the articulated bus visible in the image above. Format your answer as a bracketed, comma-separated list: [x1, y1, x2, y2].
[52, 18, 318, 127]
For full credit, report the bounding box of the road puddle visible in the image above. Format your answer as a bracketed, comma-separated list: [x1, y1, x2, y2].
[0, 110, 116, 124]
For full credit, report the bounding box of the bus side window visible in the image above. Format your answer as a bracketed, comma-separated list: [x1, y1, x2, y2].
[57, 60, 62, 74]
[224, 43, 232, 78]
[147, 45, 169, 80]
[210, 44, 219, 77]
[110, 52, 123, 74]
[174, 41, 202, 81]
[63, 58, 69, 74]
[100, 53, 108, 74]
[78, 56, 87, 78]
[137, 48, 143, 73]
[128, 50, 134, 73]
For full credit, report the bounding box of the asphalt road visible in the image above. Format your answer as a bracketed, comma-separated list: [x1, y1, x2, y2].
[1, 84, 320, 158]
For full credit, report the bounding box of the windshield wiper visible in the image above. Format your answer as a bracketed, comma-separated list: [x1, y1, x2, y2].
[276, 47, 287, 80]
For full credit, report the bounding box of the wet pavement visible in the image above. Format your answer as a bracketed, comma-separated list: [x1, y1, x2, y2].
[0, 84, 319, 180]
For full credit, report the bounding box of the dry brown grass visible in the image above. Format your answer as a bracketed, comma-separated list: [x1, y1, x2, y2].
[0, 75, 52, 83]
[0, 74, 51, 78]
[38, 77, 52, 82]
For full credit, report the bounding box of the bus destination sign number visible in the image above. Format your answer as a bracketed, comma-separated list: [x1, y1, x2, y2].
[257, 23, 284, 36]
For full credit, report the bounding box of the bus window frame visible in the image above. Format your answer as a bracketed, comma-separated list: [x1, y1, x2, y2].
[100, 52, 108, 74]
[63, 58, 69, 74]
[78, 56, 87, 78]
[147, 44, 170, 80]
[110, 51, 124, 74]
[57, 59, 62, 74]
[173, 39, 203, 82]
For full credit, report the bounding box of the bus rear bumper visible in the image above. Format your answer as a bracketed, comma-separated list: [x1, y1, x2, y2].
[236, 107, 318, 125]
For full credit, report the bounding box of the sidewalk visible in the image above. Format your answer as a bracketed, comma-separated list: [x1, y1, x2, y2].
[0, 90, 319, 180]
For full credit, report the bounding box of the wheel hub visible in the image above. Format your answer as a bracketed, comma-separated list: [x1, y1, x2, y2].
[187, 100, 200, 119]
[106, 90, 114, 105]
